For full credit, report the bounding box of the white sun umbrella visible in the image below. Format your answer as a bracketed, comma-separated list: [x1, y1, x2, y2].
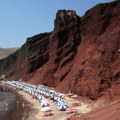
[59, 103, 67, 110]
[41, 106, 51, 112]
[32, 92, 35, 96]
[35, 92, 38, 97]
[38, 95, 44, 101]
[41, 100, 49, 107]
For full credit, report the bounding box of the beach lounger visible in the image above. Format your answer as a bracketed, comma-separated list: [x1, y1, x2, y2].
[66, 108, 77, 114]
[42, 111, 52, 117]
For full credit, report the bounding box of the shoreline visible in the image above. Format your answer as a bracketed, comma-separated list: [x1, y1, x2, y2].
[0, 84, 31, 120]
[11, 90, 31, 120]
[0, 84, 72, 120]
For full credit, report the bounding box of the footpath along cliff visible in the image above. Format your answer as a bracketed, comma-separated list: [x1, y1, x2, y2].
[0, 0, 120, 100]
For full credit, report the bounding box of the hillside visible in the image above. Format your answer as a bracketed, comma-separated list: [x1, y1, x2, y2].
[0, 48, 18, 60]
[0, 0, 120, 102]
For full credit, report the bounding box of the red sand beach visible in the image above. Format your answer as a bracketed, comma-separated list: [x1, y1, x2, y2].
[0, 82, 93, 120]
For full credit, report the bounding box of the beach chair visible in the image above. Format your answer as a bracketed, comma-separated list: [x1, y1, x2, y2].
[42, 111, 52, 117]
[66, 108, 77, 114]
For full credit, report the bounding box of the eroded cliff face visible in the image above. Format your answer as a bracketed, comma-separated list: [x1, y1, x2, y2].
[0, 1, 120, 99]
[43, 10, 81, 86]
[0, 32, 51, 80]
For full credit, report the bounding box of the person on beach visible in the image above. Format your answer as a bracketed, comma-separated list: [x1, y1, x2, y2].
[17, 100, 19, 109]
[5, 102, 8, 111]
[22, 101, 25, 108]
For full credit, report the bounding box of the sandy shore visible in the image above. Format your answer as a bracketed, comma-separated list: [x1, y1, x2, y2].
[16, 90, 93, 120]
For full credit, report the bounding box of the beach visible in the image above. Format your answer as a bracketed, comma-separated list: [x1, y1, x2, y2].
[0, 82, 94, 120]
[0, 85, 72, 120]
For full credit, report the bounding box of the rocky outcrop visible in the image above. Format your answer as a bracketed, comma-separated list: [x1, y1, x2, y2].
[43, 10, 81, 86]
[0, 0, 120, 100]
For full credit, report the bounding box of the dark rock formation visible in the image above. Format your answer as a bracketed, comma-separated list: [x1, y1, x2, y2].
[0, 0, 120, 100]
[0, 32, 51, 80]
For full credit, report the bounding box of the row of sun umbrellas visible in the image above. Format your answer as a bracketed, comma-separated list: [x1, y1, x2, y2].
[1, 80, 68, 111]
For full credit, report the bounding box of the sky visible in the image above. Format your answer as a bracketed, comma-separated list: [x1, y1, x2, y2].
[0, 0, 112, 48]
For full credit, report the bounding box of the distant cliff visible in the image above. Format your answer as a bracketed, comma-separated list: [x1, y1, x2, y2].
[0, 48, 18, 60]
[0, 0, 120, 100]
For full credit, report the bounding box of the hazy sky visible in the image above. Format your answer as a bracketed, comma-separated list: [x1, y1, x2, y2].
[0, 0, 112, 48]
